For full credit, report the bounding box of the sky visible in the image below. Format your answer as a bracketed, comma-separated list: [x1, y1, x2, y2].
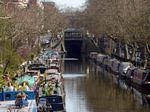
[42, 0, 86, 9]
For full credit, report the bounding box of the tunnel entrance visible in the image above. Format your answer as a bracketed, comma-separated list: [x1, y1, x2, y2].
[65, 40, 82, 53]
[64, 28, 83, 55]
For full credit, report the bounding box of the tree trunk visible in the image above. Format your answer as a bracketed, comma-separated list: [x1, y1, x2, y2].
[132, 48, 136, 60]
[143, 47, 148, 69]
[107, 38, 112, 55]
[131, 43, 138, 64]
[146, 42, 150, 53]
[124, 43, 130, 60]
[2, 60, 10, 75]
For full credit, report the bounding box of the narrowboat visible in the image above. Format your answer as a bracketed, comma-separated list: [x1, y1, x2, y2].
[89, 52, 98, 61]
[102, 56, 111, 71]
[38, 69, 65, 112]
[96, 54, 106, 67]
[119, 62, 133, 78]
[15, 74, 39, 91]
[111, 59, 120, 75]
[133, 88, 150, 106]
[45, 69, 60, 75]
[38, 95, 65, 112]
[25, 70, 41, 77]
[107, 58, 116, 73]
[28, 63, 47, 74]
[125, 66, 137, 85]
[0, 90, 37, 112]
[131, 68, 150, 93]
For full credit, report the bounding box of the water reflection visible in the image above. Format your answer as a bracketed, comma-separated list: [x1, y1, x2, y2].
[63, 55, 150, 112]
[64, 76, 89, 112]
[133, 88, 150, 107]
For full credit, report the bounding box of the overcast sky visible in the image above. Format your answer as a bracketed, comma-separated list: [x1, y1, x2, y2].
[41, 0, 86, 9]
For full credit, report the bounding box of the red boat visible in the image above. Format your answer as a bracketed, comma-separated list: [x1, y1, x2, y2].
[131, 68, 150, 93]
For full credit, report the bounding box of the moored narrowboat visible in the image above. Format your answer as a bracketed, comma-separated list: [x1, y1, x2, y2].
[28, 63, 47, 74]
[89, 52, 98, 61]
[38, 71, 65, 112]
[0, 90, 37, 112]
[131, 68, 150, 93]
[125, 66, 137, 85]
[102, 56, 111, 71]
[96, 53, 106, 67]
[133, 88, 150, 106]
[119, 62, 133, 79]
[111, 59, 120, 75]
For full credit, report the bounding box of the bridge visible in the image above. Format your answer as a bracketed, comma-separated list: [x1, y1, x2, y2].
[64, 28, 83, 53]
[39, 28, 99, 54]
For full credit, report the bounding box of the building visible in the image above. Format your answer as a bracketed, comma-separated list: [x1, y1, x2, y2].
[5, 0, 41, 9]
[5, 0, 29, 9]
[42, 1, 56, 11]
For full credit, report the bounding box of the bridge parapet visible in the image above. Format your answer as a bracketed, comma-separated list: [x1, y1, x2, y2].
[64, 28, 83, 40]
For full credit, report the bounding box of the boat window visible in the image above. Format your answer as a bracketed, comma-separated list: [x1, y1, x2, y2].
[39, 98, 46, 103]
[5, 94, 11, 100]
[146, 72, 150, 81]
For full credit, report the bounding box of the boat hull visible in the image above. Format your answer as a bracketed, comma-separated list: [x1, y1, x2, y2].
[0, 100, 37, 112]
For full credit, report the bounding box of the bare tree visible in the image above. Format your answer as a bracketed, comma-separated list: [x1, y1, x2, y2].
[42, 2, 69, 37]
[76, 0, 150, 67]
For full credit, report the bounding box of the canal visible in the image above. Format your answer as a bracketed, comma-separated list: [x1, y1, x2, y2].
[63, 54, 150, 112]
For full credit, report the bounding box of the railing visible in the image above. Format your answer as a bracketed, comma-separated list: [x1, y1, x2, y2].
[64, 30, 83, 41]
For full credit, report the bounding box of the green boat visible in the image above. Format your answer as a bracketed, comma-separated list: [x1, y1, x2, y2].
[15, 75, 37, 88]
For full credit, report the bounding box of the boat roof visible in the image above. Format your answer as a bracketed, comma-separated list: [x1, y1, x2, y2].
[15, 75, 36, 87]
[25, 70, 40, 74]
[0, 91, 35, 101]
[0, 100, 36, 112]
[46, 69, 58, 74]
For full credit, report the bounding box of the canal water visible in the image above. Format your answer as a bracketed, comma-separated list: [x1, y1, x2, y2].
[63, 54, 150, 112]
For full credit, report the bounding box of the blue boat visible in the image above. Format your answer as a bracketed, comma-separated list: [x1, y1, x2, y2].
[38, 95, 65, 112]
[0, 90, 37, 112]
[38, 68, 65, 112]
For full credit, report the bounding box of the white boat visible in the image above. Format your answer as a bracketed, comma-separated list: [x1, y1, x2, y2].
[89, 52, 98, 60]
[45, 69, 59, 75]
[96, 53, 106, 66]
[119, 62, 133, 77]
